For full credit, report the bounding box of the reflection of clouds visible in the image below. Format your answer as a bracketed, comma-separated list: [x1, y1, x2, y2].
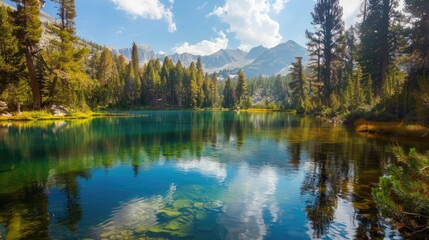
[219, 164, 279, 240]
[176, 157, 227, 182]
[305, 198, 355, 240]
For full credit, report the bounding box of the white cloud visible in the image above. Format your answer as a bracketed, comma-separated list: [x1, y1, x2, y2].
[210, 0, 283, 51]
[111, 0, 177, 32]
[340, 0, 361, 27]
[172, 31, 229, 56]
[272, 0, 289, 14]
[340, 0, 405, 27]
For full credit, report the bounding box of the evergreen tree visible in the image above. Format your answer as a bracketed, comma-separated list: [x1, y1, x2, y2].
[131, 42, 140, 78]
[174, 60, 184, 106]
[46, 0, 91, 108]
[403, 0, 429, 124]
[195, 57, 204, 107]
[222, 77, 236, 108]
[236, 70, 248, 104]
[97, 48, 114, 83]
[12, 0, 43, 109]
[188, 62, 198, 107]
[373, 147, 429, 239]
[359, 0, 402, 95]
[0, 5, 23, 94]
[289, 57, 310, 112]
[306, 0, 345, 102]
[306, 30, 323, 100]
[130, 43, 141, 105]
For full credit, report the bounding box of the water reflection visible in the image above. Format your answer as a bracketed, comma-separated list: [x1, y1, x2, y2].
[0, 111, 428, 239]
[219, 164, 279, 240]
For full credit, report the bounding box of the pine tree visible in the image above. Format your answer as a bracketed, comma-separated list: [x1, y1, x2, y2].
[289, 57, 310, 112]
[359, 0, 402, 95]
[0, 5, 24, 94]
[174, 60, 184, 106]
[344, 26, 358, 81]
[97, 48, 114, 83]
[12, 0, 43, 109]
[222, 77, 236, 108]
[236, 70, 248, 104]
[372, 147, 429, 239]
[306, 0, 345, 102]
[306, 30, 323, 100]
[131, 42, 140, 77]
[46, 0, 91, 108]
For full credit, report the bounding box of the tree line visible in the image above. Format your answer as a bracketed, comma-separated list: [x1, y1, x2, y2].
[0, 0, 251, 112]
[286, 0, 429, 125]
[1, 0, 428, 123]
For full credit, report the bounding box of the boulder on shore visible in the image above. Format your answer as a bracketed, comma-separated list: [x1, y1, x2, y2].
[0, 101, 8, 113]
[50, 105, 69, 116]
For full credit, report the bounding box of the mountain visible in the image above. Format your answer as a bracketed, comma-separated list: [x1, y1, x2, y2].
[202, 49, 247, 70]
[169, 52, 199, 67]
[243, 40, 308, 77]
[111, 44, 156, 64]
[1, 1, 56, 25]
[112, 40, 308, 77]
[2, 1, 309, 78]
[246, 45, 267, 60]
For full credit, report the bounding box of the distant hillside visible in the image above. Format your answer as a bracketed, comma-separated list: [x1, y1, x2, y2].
[111, 44, 156, 64]
[243, 41, 308, 78]
[112, 40, 308, 78]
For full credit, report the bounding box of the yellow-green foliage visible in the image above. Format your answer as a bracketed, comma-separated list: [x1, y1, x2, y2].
[373, 148, 429, 239]
[0, 110, 95, 121]
[354, 119, 429, 138]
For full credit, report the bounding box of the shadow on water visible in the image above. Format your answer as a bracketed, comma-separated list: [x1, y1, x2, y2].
[0, 111, 428, 239]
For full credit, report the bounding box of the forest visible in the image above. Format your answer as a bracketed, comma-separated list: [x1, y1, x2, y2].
[1, 0, 429, 238]
[1, 0, 428, 125]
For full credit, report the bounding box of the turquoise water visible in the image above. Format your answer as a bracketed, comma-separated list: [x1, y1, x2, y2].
[0, 111, 427, 239]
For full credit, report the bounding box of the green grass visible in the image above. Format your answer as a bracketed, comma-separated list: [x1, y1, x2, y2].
[0, 110, 120, 122]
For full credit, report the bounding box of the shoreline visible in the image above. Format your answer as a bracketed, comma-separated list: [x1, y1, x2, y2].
[0, 112, 129, 122]
[0, 108, 289, 122]
[353, 119, 429, 139]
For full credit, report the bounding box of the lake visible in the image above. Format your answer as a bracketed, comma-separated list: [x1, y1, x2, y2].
[0, 111, 427, 240]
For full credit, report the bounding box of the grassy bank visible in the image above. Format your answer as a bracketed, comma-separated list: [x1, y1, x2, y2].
[0, 111, 128, 122]
[354, 119, 429, 139]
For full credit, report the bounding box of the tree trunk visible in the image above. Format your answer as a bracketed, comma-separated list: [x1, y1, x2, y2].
[25, 45, 42, 110]
[48, 76, 59, 107]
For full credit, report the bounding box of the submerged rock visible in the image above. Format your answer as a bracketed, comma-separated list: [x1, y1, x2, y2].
[203, 200, 223, 211]
[164, 220, 180, 230]
[158, 209, 182, 219]
[172, 199, 192, 210]
[193, 202, 204, 209]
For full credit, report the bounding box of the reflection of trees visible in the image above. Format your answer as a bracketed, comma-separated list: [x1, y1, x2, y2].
[0, 112, 426, 239]
[53, 170, 90, 233]
[288, 143, 301, 170]
[295, 116, 393, 239]
[302, 144, 347, 238]
[0, 184, 49, 239]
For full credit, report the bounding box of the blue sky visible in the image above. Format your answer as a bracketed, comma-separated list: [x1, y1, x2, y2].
[4, 0, 373, 55]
